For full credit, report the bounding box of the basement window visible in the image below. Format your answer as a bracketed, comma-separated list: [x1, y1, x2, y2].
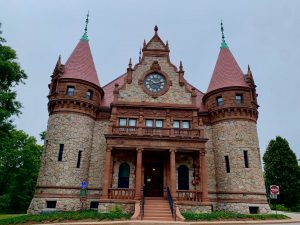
[46, 200, 57, 208]
[249, 206, 259, 214]
[90, 201, 99, 210]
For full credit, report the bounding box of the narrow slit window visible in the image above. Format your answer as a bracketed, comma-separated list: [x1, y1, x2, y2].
[225, 155, 230, 173]
[243, 150, 249, 168]
[76, 151, 82, 168]
[58, 144, 64, 161]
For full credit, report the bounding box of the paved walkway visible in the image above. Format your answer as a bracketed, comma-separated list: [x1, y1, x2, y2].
[38, 211, 300, 225]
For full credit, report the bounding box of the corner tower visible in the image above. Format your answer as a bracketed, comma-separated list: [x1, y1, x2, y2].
[203, 22, 269, 214]
[28, 14, 104, 213]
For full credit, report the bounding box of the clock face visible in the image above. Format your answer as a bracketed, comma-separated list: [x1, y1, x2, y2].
[144, 73, 167, 93]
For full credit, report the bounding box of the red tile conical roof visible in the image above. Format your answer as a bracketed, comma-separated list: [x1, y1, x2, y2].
[62, 40, 100, 86]
[207, 48, 248, 93]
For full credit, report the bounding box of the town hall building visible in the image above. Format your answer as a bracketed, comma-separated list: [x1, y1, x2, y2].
[28, 18, 270, 219]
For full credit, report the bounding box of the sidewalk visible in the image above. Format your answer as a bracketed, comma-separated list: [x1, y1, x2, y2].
[38, 211, 300, 225]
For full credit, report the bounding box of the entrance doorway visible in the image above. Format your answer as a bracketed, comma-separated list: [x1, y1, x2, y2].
[144, 162, 164, 197]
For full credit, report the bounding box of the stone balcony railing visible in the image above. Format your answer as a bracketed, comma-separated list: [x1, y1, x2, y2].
[111, 126, 203, 139]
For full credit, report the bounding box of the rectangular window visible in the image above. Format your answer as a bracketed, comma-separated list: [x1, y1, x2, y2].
[249, 206, 259, 214]
[128, 118, 137, 127]
[86, 90, 94, 100]
[90, 201, 99, 209]
[182, 121, 190, 129]
[145, 119, 154, 127]
[58, 144, 64, 161]
[243, 150, 249, 168]
[76, 151, 82, 168]
[155, 120, 163, 128]
[216, 96, 223, 106]
[173, 120, 180, 128]
[46, 200, 57, 208]
[66, 86, 75, 96]
[119, 118, 127, 126]
[236, 94, 243, 104]
[225, 155, 230, 173]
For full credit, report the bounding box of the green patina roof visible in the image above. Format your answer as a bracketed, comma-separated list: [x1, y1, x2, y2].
[81, 11, 89, 41]
[220, 20, 229, 49]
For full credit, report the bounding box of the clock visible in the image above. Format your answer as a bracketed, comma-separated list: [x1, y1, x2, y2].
[144, 73, 167, 93]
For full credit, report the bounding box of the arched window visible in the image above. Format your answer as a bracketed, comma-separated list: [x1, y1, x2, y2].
[118, 163, 130, 188]
[178, 165, 189, 190]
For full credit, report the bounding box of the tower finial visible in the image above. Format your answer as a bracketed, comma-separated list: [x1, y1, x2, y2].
[128, 58, 132, 68]
[220, 20, 228, 49]
[139, 46, 142, 62]
[81, 11, 89, 41]
[154, 25, 158, 34]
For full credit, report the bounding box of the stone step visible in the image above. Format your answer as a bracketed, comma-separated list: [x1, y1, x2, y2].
[143, 216, 174, 221]
[144, 208, 171, 212]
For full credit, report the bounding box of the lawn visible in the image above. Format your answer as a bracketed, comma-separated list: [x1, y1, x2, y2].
[0, 210, 131, 225]
[182, 211, 290, 221]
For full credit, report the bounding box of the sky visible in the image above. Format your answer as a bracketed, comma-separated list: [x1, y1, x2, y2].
[1, 0, 299, 159]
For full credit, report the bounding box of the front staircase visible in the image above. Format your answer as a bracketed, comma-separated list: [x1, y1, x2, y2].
[143, 197, 174, 221]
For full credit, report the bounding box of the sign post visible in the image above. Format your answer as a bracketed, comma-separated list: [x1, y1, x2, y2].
[270, 185, 280, 216]
[80, 180, 87, 211]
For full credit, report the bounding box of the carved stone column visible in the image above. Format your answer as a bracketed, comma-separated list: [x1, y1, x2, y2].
[135, 147, 143, 199]
[101, 147, 112, 199]
[170, 148, 177, 198]
[200, 149, 209, 202]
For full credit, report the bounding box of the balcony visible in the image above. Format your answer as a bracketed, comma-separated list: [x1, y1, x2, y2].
[111, 126, 203, 139]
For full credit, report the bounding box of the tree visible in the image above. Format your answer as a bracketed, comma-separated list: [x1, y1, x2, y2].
[263, 136, 300, 208]
[0, 22, 27, 150]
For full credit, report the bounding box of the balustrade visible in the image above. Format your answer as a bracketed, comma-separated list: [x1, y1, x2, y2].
[176, 190, 202, 202]
[111, 126, 202, 138]
[108, 188, 135, 200]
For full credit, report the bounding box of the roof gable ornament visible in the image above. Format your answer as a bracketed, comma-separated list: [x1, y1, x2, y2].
[220, 20, 229, 49]
[81, 11, 89, 41]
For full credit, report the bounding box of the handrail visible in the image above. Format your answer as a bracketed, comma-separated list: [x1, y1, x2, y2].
[140, 187, 145, 220]
[167, 187, 176, 221]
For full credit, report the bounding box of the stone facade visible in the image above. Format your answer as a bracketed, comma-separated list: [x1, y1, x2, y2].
[28, 26, 270, 215]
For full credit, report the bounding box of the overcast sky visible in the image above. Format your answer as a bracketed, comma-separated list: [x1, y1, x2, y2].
[1, 0, 299, 159]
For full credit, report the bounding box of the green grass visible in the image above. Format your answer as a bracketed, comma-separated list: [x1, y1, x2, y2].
[182, 211, 289, 221]
[0, 210, 131, 225]
[0, 214, 26, 220]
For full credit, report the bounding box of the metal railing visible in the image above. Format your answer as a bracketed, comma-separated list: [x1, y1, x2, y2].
[167, 187, 176, 221]
[140, 187, 145, 220]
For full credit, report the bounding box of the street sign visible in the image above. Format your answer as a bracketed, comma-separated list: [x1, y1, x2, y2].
[80, 189, 87, 198]
[270, 185, 280, 195]
[81, 181, 87, 189]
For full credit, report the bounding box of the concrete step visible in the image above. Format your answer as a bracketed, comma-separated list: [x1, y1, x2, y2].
[143, 216, 174, 221]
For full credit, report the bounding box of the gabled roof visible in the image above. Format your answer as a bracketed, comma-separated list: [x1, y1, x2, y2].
[207, 47, 248, 93]
[101, 73, 206, 111]
[142, 25, 169, 53]
[61, 40, 100, 87]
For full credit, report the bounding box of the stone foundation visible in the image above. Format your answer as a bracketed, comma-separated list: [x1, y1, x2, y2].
[178, 204, 212, 213]
[98, 201, 135, 214]
[216, 202, 271, 214]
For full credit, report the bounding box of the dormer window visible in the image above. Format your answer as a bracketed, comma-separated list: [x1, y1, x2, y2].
[216, 96, 223, 106]
[66, 86, 75, 96]
[86, 90, 94, 100]
[235, 94, 243, 104]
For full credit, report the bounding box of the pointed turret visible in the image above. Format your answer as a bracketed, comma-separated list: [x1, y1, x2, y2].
[206, 21, 248, 93]
[61, 12, 100, 87]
